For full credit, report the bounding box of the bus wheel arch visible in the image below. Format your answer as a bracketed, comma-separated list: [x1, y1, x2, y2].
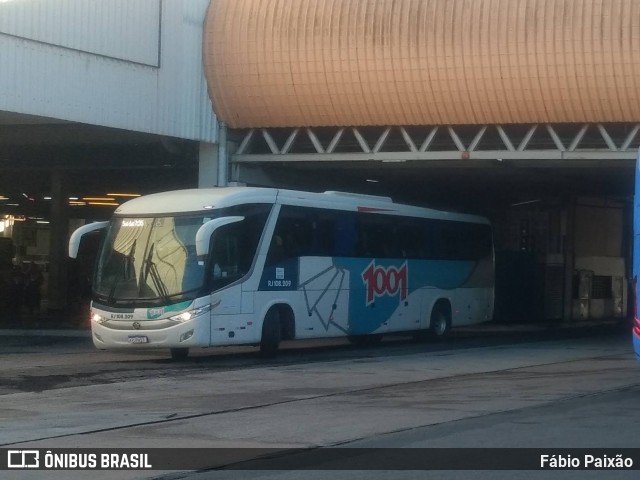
[429, 299, 452, 339]
[260, 303, 295, 357]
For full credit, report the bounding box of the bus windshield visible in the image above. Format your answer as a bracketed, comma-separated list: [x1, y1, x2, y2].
[94, 214, 211, 305]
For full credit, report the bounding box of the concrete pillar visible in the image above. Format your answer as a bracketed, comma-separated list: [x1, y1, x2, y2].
[562, 197, 576, 321]
[198, 142, 219, 188]
[47, 168, 69, 315]
[217, 122, 228, 187]
[199, 122, 229, 188]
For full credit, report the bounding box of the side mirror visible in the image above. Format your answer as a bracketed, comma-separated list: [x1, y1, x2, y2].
[195, 216, 244, 257]
[68, 221, 109, 258]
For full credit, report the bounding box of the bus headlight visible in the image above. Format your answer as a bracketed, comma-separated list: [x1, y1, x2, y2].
[91, 313, 106, 324]
[169, 304, 212, 323]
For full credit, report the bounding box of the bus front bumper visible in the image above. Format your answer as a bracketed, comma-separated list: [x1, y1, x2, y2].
[90, 314, 210, 350]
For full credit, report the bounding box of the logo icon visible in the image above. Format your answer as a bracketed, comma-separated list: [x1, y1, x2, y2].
[147, 307, 164, 320]
[361, 261, 408, 305]
[8, 450, 39, 469]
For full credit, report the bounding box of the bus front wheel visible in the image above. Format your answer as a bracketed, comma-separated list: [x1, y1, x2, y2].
[260, 308, 281, 357]
[429, 304, 451, 339]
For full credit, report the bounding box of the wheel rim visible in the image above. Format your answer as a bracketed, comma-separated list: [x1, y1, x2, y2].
[433, 314, 447, 336]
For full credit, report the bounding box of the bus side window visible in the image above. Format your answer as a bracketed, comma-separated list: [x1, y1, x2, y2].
[423, 219, 446, 260]
[266, 206, 312, 265]
[332, 212, 357, 257]
[267, 234, 287, 265]
[397, 218, 425, 259]
[268, 206, 363, 263]
[357, 213, 399, 258]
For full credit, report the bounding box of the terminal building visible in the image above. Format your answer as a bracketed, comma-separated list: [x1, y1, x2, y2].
[0, 0, 639, 323]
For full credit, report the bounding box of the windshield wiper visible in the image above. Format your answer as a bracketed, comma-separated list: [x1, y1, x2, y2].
[107, 276, 118, 305]
[124, 239, 136, 280]
[140, 243, 170, 302]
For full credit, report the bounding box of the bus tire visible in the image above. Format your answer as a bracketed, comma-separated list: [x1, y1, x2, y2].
[260, 308, 281, 357]
[429, 302, 451, 340]
[170, 347, 189, 360]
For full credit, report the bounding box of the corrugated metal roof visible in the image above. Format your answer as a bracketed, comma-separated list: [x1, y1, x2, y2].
[204, 0, 640, 128]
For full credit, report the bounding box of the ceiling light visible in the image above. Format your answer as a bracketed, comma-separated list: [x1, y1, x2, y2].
[82, 197, 115, 202]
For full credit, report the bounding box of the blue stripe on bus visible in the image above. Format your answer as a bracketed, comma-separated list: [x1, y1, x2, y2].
[259, 257, 478, 335]
[336, 257, 476, 334]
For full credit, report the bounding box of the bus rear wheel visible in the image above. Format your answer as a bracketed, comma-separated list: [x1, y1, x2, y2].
[170, 347, 189, 360]
[429, 304, 451, 339]
[260, 308, 281, 357]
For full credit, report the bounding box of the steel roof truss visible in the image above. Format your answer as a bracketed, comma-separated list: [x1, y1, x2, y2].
[496, 125, 516, 152]
[399, 127, 418, 153]
[518, 125, 538, 151]
[568, 125, 589, 152]
[419, 127, 439, 152]
[326, 128, 345, 154]
[621, 125, 640, 151]
[231, 123, 640, 162]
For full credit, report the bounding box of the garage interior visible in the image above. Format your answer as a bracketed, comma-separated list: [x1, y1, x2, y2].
[0, 112, 199, 317]
[1, 115, 636, 325]
[228, 123, 637, 323]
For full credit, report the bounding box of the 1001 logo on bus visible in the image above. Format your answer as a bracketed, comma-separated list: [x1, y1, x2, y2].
[362, 261, 408, 305]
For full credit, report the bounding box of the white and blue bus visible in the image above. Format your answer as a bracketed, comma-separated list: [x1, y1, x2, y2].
[633, 149, 640, 362]
[69, 188, 494, 359]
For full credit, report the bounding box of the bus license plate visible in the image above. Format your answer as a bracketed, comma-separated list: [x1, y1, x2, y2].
[127, 336, 149, 344]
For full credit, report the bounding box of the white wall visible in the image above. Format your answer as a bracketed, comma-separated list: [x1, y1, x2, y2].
[0, 0, 217, 142]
